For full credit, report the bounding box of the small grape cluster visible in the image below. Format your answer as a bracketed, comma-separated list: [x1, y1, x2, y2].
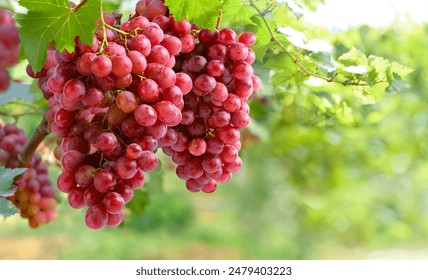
[0, 9, 20, 92]
[27, 0, 260, 229]
[0, 124, 57, 228]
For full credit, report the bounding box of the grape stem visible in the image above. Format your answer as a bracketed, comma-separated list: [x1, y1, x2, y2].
[248, 0, 385, 87]
[98, 6, 130, 50]
[215, 9, 223, 30]
[105, 23, 131, 37]
[99, 6, 109, 50]
[17, 113, 50, 168]
[113, 10, 123, 25]
[73, 0, 88, 12]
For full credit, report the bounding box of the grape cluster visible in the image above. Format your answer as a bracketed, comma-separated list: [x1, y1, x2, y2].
[145, 6, 260, 192]
[27, 0, 260, 229]
[28, 3, 194, 230]
[167, 28, 260, 193]
[0, 9, 20, 92]
[131, 2, 260, 192]
[0, 124, 57, 228]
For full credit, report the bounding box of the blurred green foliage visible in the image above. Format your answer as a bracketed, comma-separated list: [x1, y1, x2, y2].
[229, 19, 428, 258]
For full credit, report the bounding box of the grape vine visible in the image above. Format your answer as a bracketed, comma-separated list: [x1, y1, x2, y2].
[16, 0, 260, 229]
[0, 0, 412, 230]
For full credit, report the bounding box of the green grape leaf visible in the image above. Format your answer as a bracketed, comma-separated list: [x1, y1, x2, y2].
[16, 0, 101, 72]
[264, 52, 296, 72]
[390, 62, 413, 77]
[0, 167, 27, 197]
[279, 27, 337, 74]
[266, 53, 299, 87]
[366, 67, 379, 86]
[247, 17, 277, 60]
[271, 71, 295, 87]
[386, 73, 410, 94]
[367, 55, 390, 76]
[164, 0, 221, 29]
[338, 47, 367, 66]
[271, 63, 311, 86]
[310, 51, 338, 72]
[222, 0, 257, 26]
[252, 43, 270, 61]
[0, 197, 19, 218]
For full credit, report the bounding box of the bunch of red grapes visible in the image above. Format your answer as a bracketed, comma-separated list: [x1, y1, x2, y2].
[26, 0, 260, 230]
[0, 8, 20, 92]
[0, 124, 57, 228]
